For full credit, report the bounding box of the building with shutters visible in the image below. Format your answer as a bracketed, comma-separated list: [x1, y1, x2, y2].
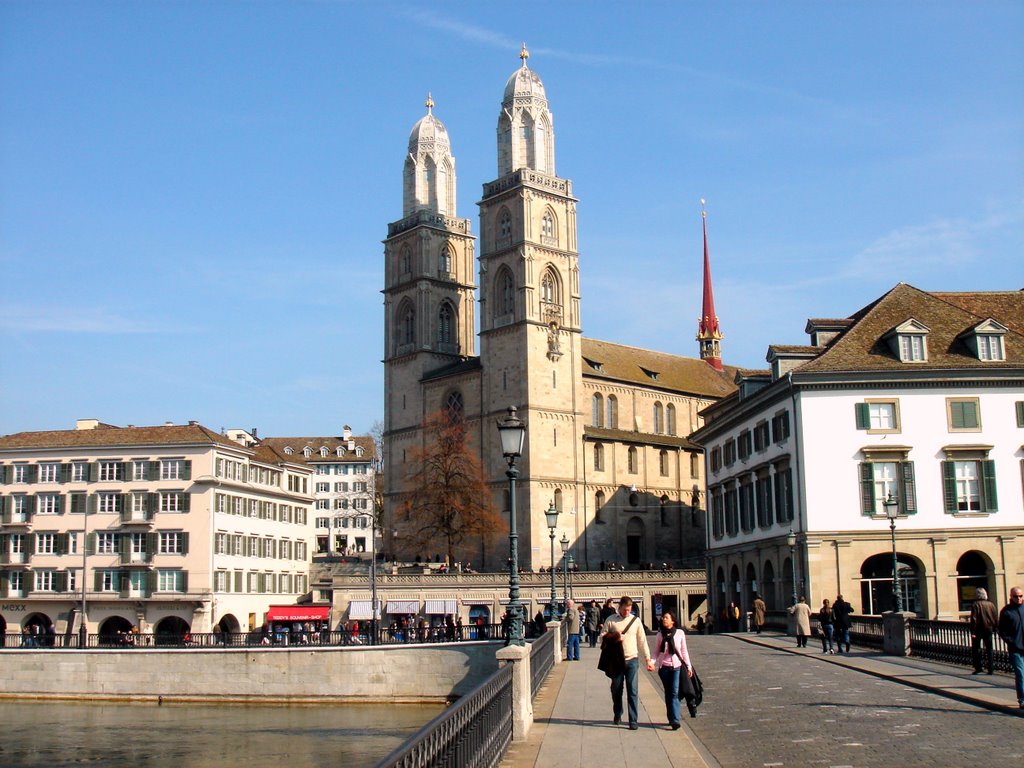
[0, 419, 314, 640]
[690, 283, 1024, 621]
[383, 47, 737, 577]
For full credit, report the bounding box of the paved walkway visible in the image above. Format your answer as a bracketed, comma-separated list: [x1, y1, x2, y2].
[500, 632, 1020, 768]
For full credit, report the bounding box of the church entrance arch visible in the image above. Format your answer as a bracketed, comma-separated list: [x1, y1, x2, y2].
[859, 553, 923, 615]
[625, 517, 645, 566]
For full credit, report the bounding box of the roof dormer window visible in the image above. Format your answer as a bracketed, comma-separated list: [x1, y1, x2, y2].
[283, 446, 293, 455]
[320, 447, 328, 457]
[336, 447, 344, 457]
[303, 447, 312, 457]
[961, 319, 1007, 362]
[884, 319, 930, 363]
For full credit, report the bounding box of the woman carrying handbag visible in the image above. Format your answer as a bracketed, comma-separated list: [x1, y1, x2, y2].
[652, 610, 697, 727]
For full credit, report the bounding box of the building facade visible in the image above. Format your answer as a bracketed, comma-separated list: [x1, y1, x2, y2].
[0, 420, 314, 639]
[691, 284, 1024, 621]
[383, 48, 736, 571]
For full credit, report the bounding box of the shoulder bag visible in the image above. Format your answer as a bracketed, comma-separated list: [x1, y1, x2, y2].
[597, 615, 636, 679]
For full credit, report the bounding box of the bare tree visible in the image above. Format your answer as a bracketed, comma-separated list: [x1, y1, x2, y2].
[399, 410, 505, 566]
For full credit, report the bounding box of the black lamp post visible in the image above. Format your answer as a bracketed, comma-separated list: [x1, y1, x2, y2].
[497, 406, 526, 646]
[786, 529, 798, 606]
[544, 501, 560, 620]
[559, 533, 570, 613]
[883, 492, 904, 612]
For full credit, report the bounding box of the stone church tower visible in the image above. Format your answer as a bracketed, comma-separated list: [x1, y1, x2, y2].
[383, 49, 736, 572]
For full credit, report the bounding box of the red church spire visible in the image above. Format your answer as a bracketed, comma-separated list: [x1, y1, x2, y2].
[696, 199, 724, 370]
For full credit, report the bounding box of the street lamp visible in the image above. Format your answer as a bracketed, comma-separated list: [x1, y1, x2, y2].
[559, 533, 570, 613]
[786, 529, 798, 606]
[544, 501, 560, 620]
[883, 492, 903, 612]
[497, 406, 526, 646]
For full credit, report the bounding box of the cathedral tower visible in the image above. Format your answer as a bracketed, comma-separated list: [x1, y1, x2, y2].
[478, 46, 584, 568]
[383, 96, 476, 497]
[696, 201, 724, 370]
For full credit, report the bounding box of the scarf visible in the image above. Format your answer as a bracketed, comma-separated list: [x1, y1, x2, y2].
[658, 626, 679, 659]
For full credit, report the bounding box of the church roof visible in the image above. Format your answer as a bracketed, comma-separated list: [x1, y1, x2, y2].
[503, 48, 548, 107]
[583, 425, 702, 451]
[408, 112, 450, 153]
[580, 338, 737, 398]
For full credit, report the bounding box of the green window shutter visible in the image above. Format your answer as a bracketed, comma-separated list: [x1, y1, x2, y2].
[24, 534, 35, 555]
[900, 461, 917, 514]
[118, 534, 129, 556]
[181, 532, 190, 555]
[55, 495, 64, 515]
[1016, 401, 1024, 428]
[25, 495, 37, 515]
[180, 571, 188, 593]
[181, 493, 191, 513]
[1, 465, 10, 484]
[55, 571, 67, 592]
[981, 460, 998, 513]
[0, 571, 9, 597]
[88, 494, 97, 514]
[855, 403, 870, 430]
[147, 493, 158, 516]
[27, 465, 39, 484]
[2, 495, 11, 520]
[94, 570, 103, 592]
[859, 463, 875, 515]
[60, 463, 71, 484]
[941, 461, 957, 514]
[146, 570, 157, 596]
[181, 461, 192, 481]
[964, 401, 978, 428]
[88, 462, 98, 482]
[55, 534, 67, 555]
[86, 532, 96, 556]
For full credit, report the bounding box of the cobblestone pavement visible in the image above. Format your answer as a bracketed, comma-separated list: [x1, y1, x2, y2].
[683, 635, 1023, 768]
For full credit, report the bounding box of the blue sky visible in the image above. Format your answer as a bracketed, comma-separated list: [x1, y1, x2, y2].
[1, 1, 1021, 438]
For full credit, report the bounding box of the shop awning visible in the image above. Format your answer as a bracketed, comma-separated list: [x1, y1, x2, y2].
[386, 600, 420, 615]
[347, 600, 377, 621]
[461, 597, 494, 605]
[425, 599, 457, 615]
[265, 605, 331, 622]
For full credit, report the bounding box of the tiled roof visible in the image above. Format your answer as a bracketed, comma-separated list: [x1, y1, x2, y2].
[583, 425, 702, 451]
[767, 345, 821, 356]
[796, 284, 1024, 374]
[0, 422, 239, 452]
[259, 436, 376, 463]
[421, 357, 483, 383]
[580, 338, 737, 398]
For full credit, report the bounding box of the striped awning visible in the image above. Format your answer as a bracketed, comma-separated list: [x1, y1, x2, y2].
[385, 599, 420, 615]
[425, 599, 457, 615]
[348, 600, 374, 621]
[461, 597, 494, 605]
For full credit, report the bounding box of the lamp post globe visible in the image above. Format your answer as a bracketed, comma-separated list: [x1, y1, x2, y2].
[786, 529, 798, 606]
[544, 501, 560, 620]
[497, 406, 526, 646]
[883, 492, 903, 612]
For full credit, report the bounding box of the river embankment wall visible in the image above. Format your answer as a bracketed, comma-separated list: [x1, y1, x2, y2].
[0, 641, 499, 703]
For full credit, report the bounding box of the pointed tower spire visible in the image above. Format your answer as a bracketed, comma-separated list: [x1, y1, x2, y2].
[696, 199, 724, 371]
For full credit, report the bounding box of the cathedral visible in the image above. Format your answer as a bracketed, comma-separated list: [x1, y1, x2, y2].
[382, 47, 737, 571]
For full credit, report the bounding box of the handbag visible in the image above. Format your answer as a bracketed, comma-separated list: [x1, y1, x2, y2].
[666, 630, 697, 702]
[597, 616, 636, 679]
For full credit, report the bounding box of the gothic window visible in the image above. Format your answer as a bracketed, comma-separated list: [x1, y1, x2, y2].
[495, 267, 515, 320]
[592, 394, 604, 427]
[653, 402, 664, 434]
[439, 246, 453, 276]
[593, 443, 605, 472]
[666, 404, 676, 436]
[541, 210, 555, 242]
[399, 303, 415, 348]
[554, 488, 563, 513]
[400, 246, 412, 275]
[445, 390, 464, 422]
[659, 450, 669, 476]
[607, 395, 618, 429]
[627, 447, 638, 474]
[595, 490, 605, 523]
[541, 270, 558, 304]
[499, 210, 512, 241]
[438, 303, 454, 346]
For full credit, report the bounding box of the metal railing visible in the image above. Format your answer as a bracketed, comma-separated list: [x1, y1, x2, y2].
[908, 618, 1012, 673]
[529, 629, 555, 700]
[848, 614, 884, 649]
[375, 662, 513, 768]
[0, 625, 508, 650]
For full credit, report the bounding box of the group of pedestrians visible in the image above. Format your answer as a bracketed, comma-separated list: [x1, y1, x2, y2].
[977, 585, 1024, 709]
[787, 594, 853, 652]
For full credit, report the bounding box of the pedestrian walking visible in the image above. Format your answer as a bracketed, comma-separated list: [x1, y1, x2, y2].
[996, 586, 1024, 709]
[564, 600, 581, 660]
[788, 596, 812, 648]
[969, 588, 998, 674]
[818, 598, 835, 654]
[598, 597, 617, 628]
[598, 596, 653, 730]
[752, 593, 766, 634]
[585, 600, 601, 647]
[652, 610, 697, 728]
[832, 594, 854, 654]
[727, 601, 740, 632]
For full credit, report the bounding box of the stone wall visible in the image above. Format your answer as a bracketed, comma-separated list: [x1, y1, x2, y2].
[0, 641, 499, 703]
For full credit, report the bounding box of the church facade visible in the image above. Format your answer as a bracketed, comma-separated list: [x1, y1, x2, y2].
[382, 49, 736, 572]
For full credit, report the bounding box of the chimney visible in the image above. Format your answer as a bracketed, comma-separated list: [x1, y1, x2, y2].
[342, 425, 352, 440]
[252, 427, 258, 439]
[76, 419, 100, 430]
[164, 421, 174, 427]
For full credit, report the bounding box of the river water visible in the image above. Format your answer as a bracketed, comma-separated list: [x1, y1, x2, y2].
[0, 699, 443, 767]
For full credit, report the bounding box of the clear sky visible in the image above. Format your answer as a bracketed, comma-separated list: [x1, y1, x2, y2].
[1, 1, 1021, 439]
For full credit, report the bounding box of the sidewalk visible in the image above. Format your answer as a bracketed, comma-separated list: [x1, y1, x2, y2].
[500, 632, 1021, 768]
[736, 630, 1022, 715]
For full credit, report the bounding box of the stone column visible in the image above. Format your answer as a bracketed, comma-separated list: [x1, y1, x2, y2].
[496, 644, 533, 741]
[547, 620, 563, 661]
[882, 611, 914, 656]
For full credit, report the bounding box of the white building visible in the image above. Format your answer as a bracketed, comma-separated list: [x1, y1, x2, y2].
[0, 420, 314, 640]
[690, 284, 1024, 620]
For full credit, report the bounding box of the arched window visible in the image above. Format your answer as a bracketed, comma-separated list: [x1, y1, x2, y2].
[438, 303, 454, 346]
[495, 267, 515, 320]
[660, 495, 670, 526]
[541, 270, 558, 304]
[553, 488, 563, 513]
[541, 210, 555, 241]
[594, 490, 605, 523]
[860, 553, 922, 616]
[592, 393, 604, 427]
[653, 402, 664, 434]
[627, 447, 638, 474]
[398, 302, 415, 348]
[659, 450, 669, 476]
[594, 443, 605, 472]
[445, 390, 464, 422]
[400, 245, 412, 275]
[499, 210, 512, 241]
[607, 395, 618, 429]
[439, 246, 453, 276]
[955, 551, 992, 612]
[666, 404, 677, 436]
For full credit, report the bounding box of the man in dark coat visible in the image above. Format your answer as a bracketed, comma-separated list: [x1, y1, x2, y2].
[997, 586, 1024, 709]
[832, 594, 855, 654]
[969, 587, 998, 674]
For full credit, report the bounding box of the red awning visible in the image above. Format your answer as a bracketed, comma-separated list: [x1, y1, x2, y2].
[266, 605, 331, 622]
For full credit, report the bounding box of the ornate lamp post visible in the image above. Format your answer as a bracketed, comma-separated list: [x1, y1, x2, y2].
[786, 529, 798, 606]
[544, 501, 560, 620]
[883, 492, 903, 612]
[559, 533, 570, 612]
[497, 406, 526, 646]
